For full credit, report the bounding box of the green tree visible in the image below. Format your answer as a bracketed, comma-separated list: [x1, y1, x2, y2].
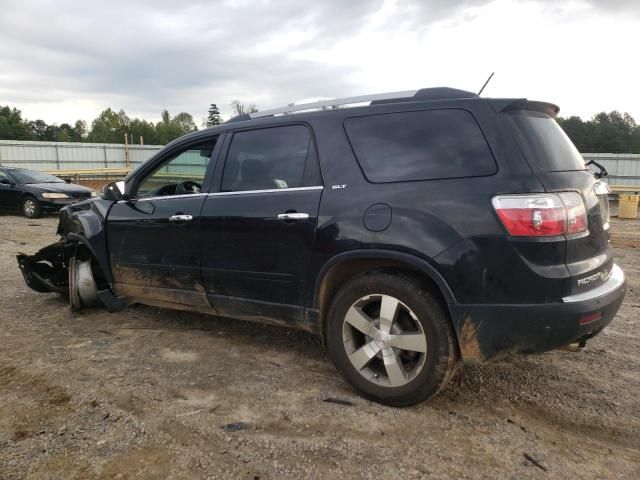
[205, 103, 222, 127]
[27, 119, 48, 140]
[56, 123, 74, 142]
[0, 106, 33, 140]
[590, 111, 634, 153]
[129, 118, 158, 145]
[155, 110, 197, 144]
[44, 125, 60, 142]
[87, 108, 130, 143]
[557, 111, 640, 153]
[230, 100, 258, 116]
[172, 112, 197, 133]
[557, 116, 591, 152]
[72, 120, 87, 141]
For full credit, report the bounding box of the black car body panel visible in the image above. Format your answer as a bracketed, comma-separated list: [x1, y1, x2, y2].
[16, 89, 626, 363]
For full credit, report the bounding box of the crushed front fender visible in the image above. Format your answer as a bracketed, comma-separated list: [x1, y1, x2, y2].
[17, 241, 74, 294]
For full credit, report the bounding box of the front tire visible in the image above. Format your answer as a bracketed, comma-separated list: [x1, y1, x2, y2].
[326, 271, 458, 407]
[21, 196, 41, 218]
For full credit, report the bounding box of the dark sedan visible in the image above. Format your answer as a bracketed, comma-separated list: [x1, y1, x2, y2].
[0, 167, 95, 218]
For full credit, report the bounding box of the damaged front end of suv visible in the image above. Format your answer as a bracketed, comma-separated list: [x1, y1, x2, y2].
[16, 187, 127, 313]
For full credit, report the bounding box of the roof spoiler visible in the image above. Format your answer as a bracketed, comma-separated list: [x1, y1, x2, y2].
[490, 98, 560, 117]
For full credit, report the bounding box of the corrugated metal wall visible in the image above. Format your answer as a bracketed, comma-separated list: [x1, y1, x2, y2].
[1, 140, 639, 189]
[0, 140, 163, 171]
[582, 153, 640, 188]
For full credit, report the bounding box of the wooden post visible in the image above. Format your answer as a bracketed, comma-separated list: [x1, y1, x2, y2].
[124, 132, 130, 168]
[54, 144, 60, 169]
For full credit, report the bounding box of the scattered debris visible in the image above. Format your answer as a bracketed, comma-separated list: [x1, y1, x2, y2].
[176, 409, 203, 417]
[223, 422, 251, 432]
[524, 452, 548, 472]
[322, 397, 354, 406]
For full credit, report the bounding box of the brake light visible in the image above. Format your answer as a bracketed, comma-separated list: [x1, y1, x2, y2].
[559, 192, 588, 234]
[492, 192, 587, 237]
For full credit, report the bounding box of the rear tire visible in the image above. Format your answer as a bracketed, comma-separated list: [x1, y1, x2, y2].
[22, 196, 41, 218]
[326, 271, 458, 407]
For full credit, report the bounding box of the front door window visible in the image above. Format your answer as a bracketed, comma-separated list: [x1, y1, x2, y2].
[137, 141, 217, 197]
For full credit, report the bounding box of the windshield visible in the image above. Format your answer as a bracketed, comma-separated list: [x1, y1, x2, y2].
[505, 111, 586, 172]
[9, 169, 66, 184]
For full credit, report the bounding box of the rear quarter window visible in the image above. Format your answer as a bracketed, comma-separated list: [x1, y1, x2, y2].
[344, 109, 497, 183]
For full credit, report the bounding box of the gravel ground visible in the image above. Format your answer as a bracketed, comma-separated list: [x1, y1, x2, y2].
[0, 212, 639, 479]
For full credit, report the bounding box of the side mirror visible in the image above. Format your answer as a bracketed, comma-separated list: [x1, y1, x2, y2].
[102, 180, 127, 201]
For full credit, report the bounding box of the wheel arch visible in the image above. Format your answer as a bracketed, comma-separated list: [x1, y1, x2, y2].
[66, 232, 111, 286]
[312, 250, 458, 342]
[19, 191, 39, 206]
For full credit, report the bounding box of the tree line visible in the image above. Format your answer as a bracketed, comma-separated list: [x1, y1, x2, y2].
[556, 111, 640, 153]
[0, 101, 254, 145]
[2, 102, 640, 152]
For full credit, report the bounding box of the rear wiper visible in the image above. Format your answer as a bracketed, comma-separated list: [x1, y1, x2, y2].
[585, 160, 608, 179]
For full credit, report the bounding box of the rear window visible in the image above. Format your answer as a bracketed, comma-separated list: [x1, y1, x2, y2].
[344, 109, 496, 183]
[505, 111, 586, 172]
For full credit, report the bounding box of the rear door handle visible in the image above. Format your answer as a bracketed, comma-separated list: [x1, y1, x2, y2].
[277, 212, 309, 221]
[169, 214, 193, 222]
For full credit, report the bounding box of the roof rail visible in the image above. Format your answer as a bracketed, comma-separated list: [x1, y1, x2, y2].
[249, 90, 418, 119]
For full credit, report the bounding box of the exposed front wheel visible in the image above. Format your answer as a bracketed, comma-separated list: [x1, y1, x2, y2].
[68, 256, 100, 311]
[326, 272, 458, 407]
[22, 196, 41, 218]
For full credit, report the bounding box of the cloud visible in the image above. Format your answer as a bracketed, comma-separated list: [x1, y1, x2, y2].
[0, 0, 384, 122]
[0, 0, 637, 125]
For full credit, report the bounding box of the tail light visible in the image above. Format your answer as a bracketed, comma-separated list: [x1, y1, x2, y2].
[492, 192, 587, 237]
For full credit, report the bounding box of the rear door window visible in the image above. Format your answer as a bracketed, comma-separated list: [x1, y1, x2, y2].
[504, 111, 586, 172]
[344, 109, 496, 183]
[221, 125, 314, 192]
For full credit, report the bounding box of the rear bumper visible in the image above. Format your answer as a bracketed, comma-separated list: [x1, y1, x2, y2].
[450, 264, 626, 363]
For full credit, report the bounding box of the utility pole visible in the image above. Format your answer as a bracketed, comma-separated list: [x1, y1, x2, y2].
[140, 136, 144, 146]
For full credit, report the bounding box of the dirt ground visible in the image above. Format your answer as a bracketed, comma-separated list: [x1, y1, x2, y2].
[0, 211, 638, 480]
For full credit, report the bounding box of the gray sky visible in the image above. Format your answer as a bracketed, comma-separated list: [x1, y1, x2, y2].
[0, 0, 637, 126]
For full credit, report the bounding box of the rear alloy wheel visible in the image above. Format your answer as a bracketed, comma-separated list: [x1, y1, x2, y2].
[327, 272, 458, 406]
[22, 196, 41, 218]
[343, 294, 427, 387]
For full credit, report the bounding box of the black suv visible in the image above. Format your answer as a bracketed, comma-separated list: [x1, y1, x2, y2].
[17, 88, 626, 406]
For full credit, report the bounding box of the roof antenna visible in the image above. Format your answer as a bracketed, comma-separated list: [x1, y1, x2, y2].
[477, 72, 495, 96]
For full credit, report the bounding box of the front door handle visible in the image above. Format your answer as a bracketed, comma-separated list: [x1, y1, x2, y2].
[277, 212, 309, 221]
[169, 214, 193, 222]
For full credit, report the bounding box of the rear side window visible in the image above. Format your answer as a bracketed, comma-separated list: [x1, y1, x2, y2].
[344, 109, 496, 183]
[505, 111, 586, 172]
[221, 125, 313, 192]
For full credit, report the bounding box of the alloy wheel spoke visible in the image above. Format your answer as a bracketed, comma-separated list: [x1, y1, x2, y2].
[348, 340, 381, 370]
[344, 306, 375, 336]
[389, 332, 427, 353]
[382, 348, 407, 386]
[378, 295, 399, 333]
